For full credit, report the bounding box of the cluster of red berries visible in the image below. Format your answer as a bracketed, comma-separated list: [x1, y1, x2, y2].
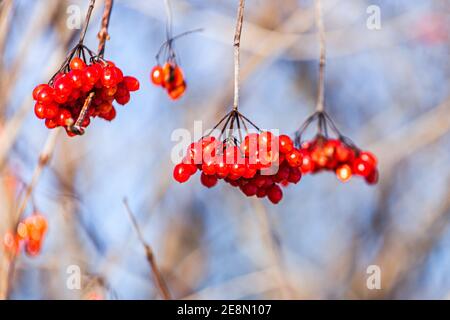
[173, 132, 303, 204]
[32, 57, 139, 136]
[3, 214, 48, 257]
[298, 136, 379, 184]
[151, 62, 186, 100]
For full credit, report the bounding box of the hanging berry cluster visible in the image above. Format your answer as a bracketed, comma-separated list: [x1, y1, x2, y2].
[173, 110, 302, 204]
[295, 111, 379, 184]
[32, 1, 139, 136]
[3, 214, 48, 257]
[150, 30, 196, 100]
[33, 49, 139, 136]
[151, 62, 186, 100]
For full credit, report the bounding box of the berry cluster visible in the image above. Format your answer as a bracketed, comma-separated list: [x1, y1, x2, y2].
[173, 132, 302, 204]
[299, 136, 379, 184]
[151, 62, 186, 100]
[3, 214, 48, 257]
[32, 56, 139, 136]
[294, 111, 379, 185]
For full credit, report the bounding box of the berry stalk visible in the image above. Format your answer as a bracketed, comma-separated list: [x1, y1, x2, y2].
[233, 0, 245, 111]
[315, 0, 326, 113]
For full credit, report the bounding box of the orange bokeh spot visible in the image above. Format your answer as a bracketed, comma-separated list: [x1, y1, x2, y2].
[336, 164, 352, 182]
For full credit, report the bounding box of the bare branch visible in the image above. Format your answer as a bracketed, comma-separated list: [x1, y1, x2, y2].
[122, 198, 172, 300]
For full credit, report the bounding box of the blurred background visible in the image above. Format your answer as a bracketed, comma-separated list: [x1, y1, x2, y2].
[0, 0, 449, 299]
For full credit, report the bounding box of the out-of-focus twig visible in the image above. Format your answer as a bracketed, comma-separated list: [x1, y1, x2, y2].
[315, 0, 325, 112]
[122, 198, 172, 300]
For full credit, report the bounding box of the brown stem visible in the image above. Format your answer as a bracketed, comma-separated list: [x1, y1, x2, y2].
[97, 0, 114, 57]
[122, 199, 172, 300]
[315, 0, 326, 112]
[68, 91, 95, 135]
[233, 0, 245, 111]
[79, 0, 96, 44]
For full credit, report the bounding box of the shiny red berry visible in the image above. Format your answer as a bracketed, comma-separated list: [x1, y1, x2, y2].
[123, 76, 140, 91]
[151, 65, 164, 86]
[69, 57, 86, 70]
[279, 135, 294, 154]
[286, 149, 303, 167]
[173, 163, 192, 183]
[267, 184, 283, 204]
[200, 172, 218, 188]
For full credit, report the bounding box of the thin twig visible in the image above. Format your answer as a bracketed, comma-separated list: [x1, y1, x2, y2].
[233, 0, 245, 111]
[122, 198, 172, 300]
[79, 0, 96, 44]
[68, 92, 95, 135]
[315, 0, 326, 112]
[14, 130, 60, 225]
[97, 0, 113, 57]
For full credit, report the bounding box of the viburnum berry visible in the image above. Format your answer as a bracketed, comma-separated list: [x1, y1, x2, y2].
[173, 163, 192, 183]
[151, 65, 164, 85]
[3, 213, 48, 258]
[69, 57, 86, 70]
[267, 184, 283, 204]
[279, 134, 294, 154]
[336, 164, 352, 182]
[200, 172, 218, 188]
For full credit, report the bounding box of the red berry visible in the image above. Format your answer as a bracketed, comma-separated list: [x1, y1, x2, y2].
[84, 65, 101, 84]
[241, 133, 259, 157]
[241, 183, 258, 197]
[69, 57, 86, 70]
[173, 163, 192, 183]
[274, 165, 290, 182]
[123, 76, 140, 91]
[353, 157, 374, 177]
[35, 85, 54, 104]
[336, 164, 352, 182]
[288, 167, 302, 184]
[259, 131, 275, 152]
[201, 160, 216, 175]
[229, 162, 246, 178]
[101, 66, 118, 87]
[168, 82, 186, 100]
[256, 188, 267, 198]
[151, 65, 164, 86]
[25, 239, 42, 257]
[215, 157, 229, 178]
[112, 66, 124, 83]
[286, 149, 303, 167]
[279, 135, 294, 154]
[68, 69, 84, 88]
[45, 118, 58, 129]
[115, 90, 130, 105]
[200, 172, 218, 188]
[57, 109, 73, 127]
[267, 185, 283, 204]
[34, 103, 46, 119]
[359, 151, 377, 166]
[299, 149, 314, 173]
[54, 74, 74, 97]
[103, 107, 117, 121]
[365, 169, 379, 185]
[44, 103, 59, 119]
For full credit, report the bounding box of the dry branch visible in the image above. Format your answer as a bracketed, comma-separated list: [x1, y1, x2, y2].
[123, 199, 172, 300]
